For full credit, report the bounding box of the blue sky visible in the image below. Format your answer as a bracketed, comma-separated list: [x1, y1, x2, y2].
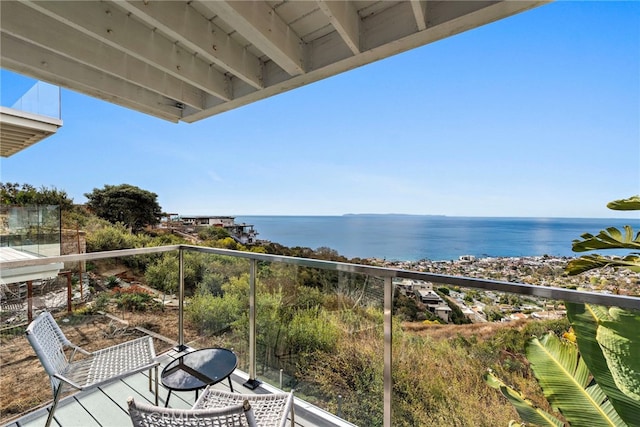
[1, 1, 639, 219]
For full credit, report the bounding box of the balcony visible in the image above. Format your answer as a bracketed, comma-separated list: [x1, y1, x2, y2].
[1, 245, 638, 427]
[0, 81, 62, 157]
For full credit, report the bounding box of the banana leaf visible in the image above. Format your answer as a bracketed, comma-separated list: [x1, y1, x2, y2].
[484, 371, 564, 427]
[565, 254, 640, 275]
[598, 308, 640, 401]
[527, 333, 626, 426]
[607, 196, 640, 211]
[567, 303, 640, 425]
[571, 226, 640, 253]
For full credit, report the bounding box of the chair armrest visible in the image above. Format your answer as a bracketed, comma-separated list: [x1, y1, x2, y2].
[73, 345, 92, 355]
[53, 373, 83, 390]
[67, 344, 91, 363]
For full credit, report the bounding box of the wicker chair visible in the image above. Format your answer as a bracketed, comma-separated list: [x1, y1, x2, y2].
[128, 396, 257, 427]
[26, 311, 159, 427]
[193, 388, 294, 427]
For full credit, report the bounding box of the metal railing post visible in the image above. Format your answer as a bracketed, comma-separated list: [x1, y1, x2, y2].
[176, 247, 187, 351]
[384, 276, 393, 427]
[243, 258, 261, 389]
[27, 280, 33, 322]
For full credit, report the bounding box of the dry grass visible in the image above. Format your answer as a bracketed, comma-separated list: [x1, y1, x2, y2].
[402, 318, 530, 340]
[0, 308, 196, 424]
[1, 304, 555, 426]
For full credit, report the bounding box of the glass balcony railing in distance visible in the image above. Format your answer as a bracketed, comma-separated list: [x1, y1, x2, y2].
[0, 205, 61, 257]
[8, 80, 60, 119]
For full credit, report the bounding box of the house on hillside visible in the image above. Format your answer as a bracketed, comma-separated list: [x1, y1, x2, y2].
[394, 278, 453, 322]
[178, 215, 258, 244]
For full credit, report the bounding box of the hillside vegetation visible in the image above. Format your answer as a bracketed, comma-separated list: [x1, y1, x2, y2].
[4, 183, 634, 426]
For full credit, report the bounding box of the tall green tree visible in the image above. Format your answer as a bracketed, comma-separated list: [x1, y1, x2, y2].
[84, 184, 162, 231]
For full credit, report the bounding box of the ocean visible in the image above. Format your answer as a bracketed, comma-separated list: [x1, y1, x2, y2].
[236, 215, 639, 262]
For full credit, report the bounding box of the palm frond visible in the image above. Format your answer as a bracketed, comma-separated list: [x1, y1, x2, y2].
[565, 255, 640, 275]
[606, 195, 640, 211]
[572, 226, 640, 253]
[527, 333, 626, 427]
[597, 308, 640, 401]
[484, 371, 564, 427]
[567, 303, 640, 425]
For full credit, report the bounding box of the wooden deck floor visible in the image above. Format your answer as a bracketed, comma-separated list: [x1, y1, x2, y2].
[3, 349, 355, 427]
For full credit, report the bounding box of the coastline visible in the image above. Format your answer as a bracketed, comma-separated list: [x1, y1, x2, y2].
[373, 254, 638, 297]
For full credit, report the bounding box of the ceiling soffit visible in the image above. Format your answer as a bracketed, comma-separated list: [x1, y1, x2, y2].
[0, 1, 547, 123]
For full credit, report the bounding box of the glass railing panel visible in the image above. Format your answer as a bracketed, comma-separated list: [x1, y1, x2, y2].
[0, 205, 60, 257]
[250, 261, 385, 426]
[180, 252, 251, 355]
[389, 278, 638, 427]
[9, 80, 61, 119]
[76, 251, 181, 355]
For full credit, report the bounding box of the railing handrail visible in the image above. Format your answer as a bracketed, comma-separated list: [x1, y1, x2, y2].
[1, 244, 639, 310]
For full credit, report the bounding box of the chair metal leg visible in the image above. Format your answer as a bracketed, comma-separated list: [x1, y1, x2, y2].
[148, 366, 159, 405]
[45, 385, 63, 427]
[154, 365, 159, 406]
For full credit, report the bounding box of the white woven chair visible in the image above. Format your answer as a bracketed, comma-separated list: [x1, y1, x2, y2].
[128, 396, 257, 427]
[193, 388, 294, 427]
[26, 311, 159, 427]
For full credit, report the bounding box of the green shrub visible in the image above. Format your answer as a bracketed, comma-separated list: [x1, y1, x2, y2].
[187, 292, 242, 335]
[94, 292, 111, 311]
[437, 286, 450, 295]
[105, 276, 120, 288]
[111, 285, 156, 311]
[74, 305, 98, 316]
[286, 309, 339, 353]
[198, 226, 231, 241]
[86, 223, 136, 251]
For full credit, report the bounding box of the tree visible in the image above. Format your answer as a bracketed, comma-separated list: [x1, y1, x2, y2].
[0, 182, 73, 210]
[84, 184, 162, 231]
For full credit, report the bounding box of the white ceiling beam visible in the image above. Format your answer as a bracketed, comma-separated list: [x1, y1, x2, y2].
[25, 0, 231, 101]
[198, 0, 306, 76]
[1, 1, 205, 111]
[1, 34, 182, 122]
[410, 0, 428, 31]
[184, 0, 547, 123]
[118, 0, 264, 90]
[316, 1, 360, 55]
[1, 0, 548, 125]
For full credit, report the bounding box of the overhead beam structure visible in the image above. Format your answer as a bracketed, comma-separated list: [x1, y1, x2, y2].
[1, 1, 548, 124]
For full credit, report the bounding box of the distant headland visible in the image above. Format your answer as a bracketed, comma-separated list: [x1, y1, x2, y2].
[342, 213, 447, 217]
